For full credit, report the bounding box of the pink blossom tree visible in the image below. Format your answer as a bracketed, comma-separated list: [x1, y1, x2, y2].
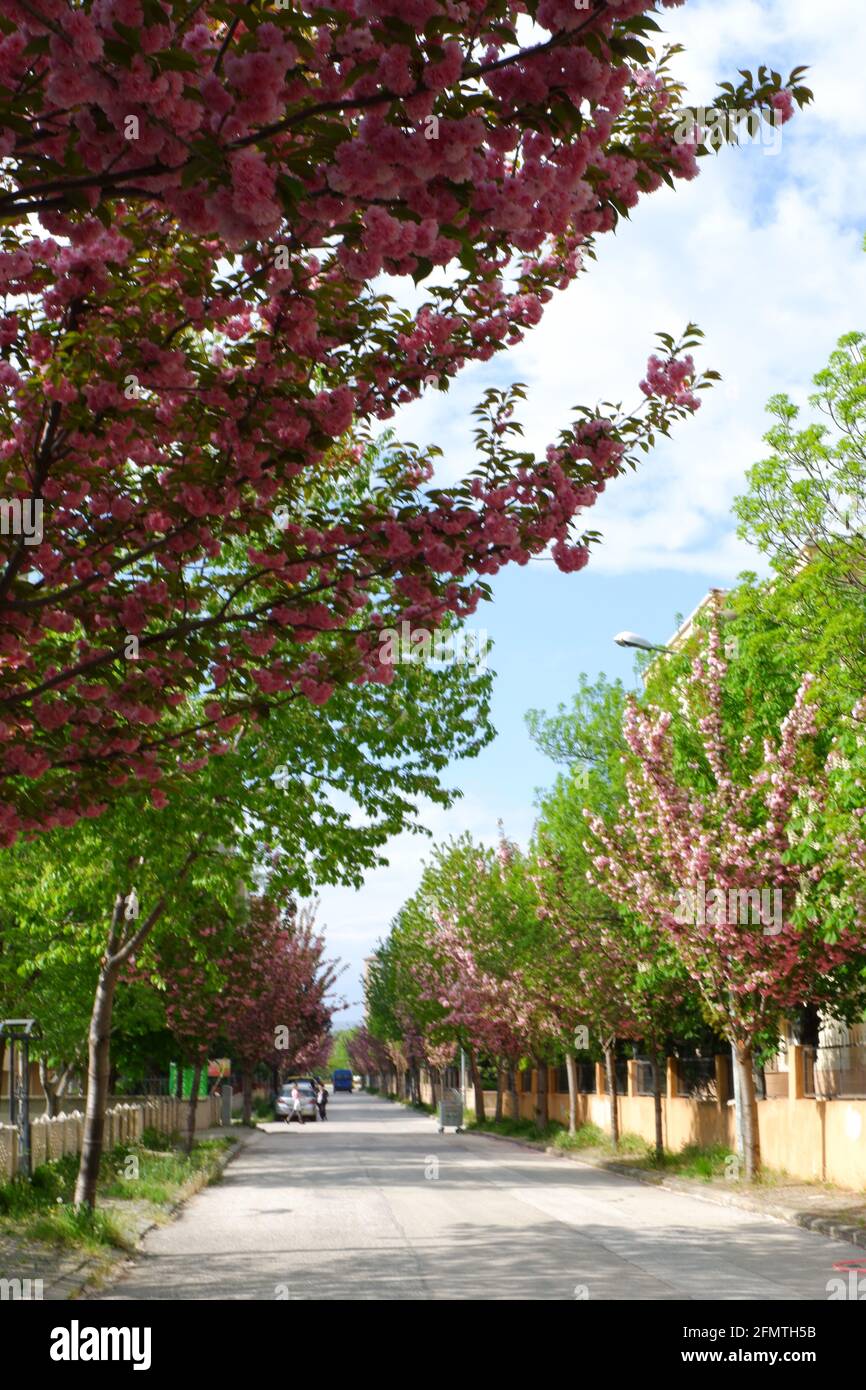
[346, 1025, 391, 1091]
[586, 616, 866, 1177]
[0, 2, 808, 837]
[417, 911, 528, 1120]
[157, 912, 234, 1151]
[212, 896, 343, 1124]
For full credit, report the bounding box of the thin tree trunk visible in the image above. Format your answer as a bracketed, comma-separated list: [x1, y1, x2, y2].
[242, 1067, 253, 1125]
[565, 1049, 577, 1137]
[74, 956, 120, 1207]
[39, 1060, 59, 1118]
[71, 841, 203, 1205]
[651, 1047, 664, 1160]
[468, 1049, 485, 1122]
[604, 1042, 620, 1148]
[38, 1060, 73, 1118]
[185, 1061, 203, 1154]
[734, 1044, 760, 1179]
[533, 1059, 548, 1131]
[509, 1063, 520, 1123]
[494, 1065, 504, 1124]
[175, 1059, 184, 1100]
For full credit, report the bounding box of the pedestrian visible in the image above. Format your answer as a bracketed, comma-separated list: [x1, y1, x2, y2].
[317, 1083, 328, 1121]
[290, 1083, 302, 1124]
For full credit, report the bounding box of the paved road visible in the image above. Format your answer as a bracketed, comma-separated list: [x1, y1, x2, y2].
[95, 1092, 856, 1300]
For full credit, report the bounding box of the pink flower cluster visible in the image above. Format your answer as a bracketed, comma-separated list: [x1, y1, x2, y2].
[639, 353, 700, 410]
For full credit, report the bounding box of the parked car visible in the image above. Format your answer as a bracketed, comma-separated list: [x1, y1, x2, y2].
[332, 1068, 353, 1092]
[276, 1080, 318, 1123]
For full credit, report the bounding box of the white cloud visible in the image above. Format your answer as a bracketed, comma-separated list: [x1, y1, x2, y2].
[384, 0, 866, 579]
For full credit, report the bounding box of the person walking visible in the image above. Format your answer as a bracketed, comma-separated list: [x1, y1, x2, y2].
[290, 1083, 302, 1124]
[317, 1083, 328, 1121]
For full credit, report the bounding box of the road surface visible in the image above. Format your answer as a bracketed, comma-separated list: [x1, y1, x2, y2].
[95, 1091, 856, 1300]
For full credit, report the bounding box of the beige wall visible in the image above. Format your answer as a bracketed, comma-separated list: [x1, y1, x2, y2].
[390, 1051, 866, 1191]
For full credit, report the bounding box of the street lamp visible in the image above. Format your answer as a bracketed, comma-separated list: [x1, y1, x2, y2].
[613, 630, 671, 653]
[0, 1018, 41, 1178]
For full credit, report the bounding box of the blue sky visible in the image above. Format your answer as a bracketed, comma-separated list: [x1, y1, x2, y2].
[318, 0, 866, 1024]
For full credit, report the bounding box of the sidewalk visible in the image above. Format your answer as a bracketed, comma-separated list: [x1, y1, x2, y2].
[470, 1128, 866, 1252]
[0, 1129, 246, 1301]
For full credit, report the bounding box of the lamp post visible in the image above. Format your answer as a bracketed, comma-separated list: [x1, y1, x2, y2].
[0, 1019, 41, 1178]
[613, 631, 672, 653]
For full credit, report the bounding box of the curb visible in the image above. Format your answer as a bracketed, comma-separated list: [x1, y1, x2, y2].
[466, 1127, 866, 1253]
[53, 1131, 247, 1302]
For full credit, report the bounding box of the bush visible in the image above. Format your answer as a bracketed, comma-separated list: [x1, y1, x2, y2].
[27, 1204, 130, 1251]
[550, 1122, 607, 1152]
[653, 1142, 734, 1180]
[141, 1127, 179, 1151]
[471, 1115, 558, 1141]
[0, 1153, 77, 1217]
[0, 1135, 233, 1249]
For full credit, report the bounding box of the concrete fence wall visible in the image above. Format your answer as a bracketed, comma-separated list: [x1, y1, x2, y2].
[379, 1047, 866, 1191]
[0, 1090, 223, 1183]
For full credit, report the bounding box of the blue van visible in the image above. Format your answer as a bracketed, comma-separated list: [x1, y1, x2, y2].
[332, 1068, 353, 1092]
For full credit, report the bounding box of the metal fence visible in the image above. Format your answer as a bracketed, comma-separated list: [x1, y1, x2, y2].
[804, 1043, 866, 1099]
[635, 1059, 665, 1097]
[676, 1057, 718, 1101]
[552, 1063, 597, 1093]
[577, 1062, 596, 1094]
[114, 1075, 172, 1096]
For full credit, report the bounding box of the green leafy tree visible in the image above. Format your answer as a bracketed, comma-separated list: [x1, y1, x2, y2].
[733, 323, 866, 706]
[530, 673, 701, 1151]
[0, 641, 492, 1205]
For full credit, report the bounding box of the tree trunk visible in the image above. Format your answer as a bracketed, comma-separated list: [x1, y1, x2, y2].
[494, 1066, 504, 1124]
[39, 1060, 59, 1118]
[74, 958, 120, 1208]
[242, 1067, 253, 1126]
[73, 849, 198, 1210]
[37, 1060, 73, 1118]
[565, 1050, 577, 1137]
[185, 1061, 203, 1154]
[533, 1059, 548, 1131]
[468, 1049, 485, 1122]
[734, 1044, 760, 1179]
[509, 1063, 520, 1124]
[175, 1059, 184, 1100]
[651, 1047, 664, 1160]
[604, 1043, 619, 1148]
